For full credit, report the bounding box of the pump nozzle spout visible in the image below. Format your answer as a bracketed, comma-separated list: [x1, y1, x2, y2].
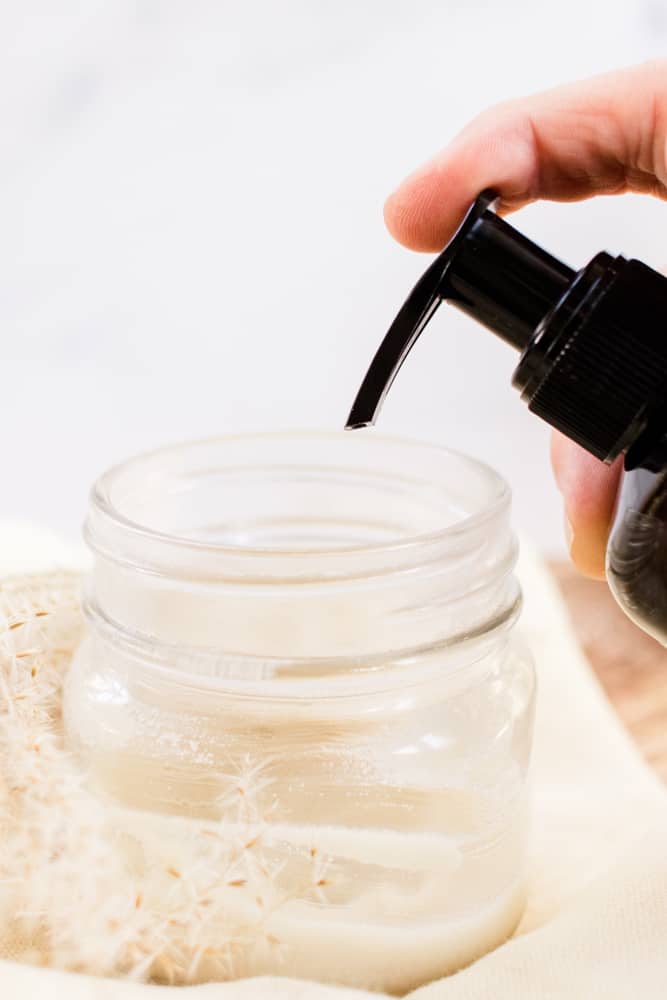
[345, 254, 447, 429]
[346, 190, 574, 430]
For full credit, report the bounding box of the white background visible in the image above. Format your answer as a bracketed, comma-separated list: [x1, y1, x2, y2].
[1, 0, 667, 552]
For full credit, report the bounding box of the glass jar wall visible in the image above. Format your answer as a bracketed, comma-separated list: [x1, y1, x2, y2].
[63, 433, 535, 992]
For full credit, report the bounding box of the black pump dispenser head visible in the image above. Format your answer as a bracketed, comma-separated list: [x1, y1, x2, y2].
[346, 190, 667, 471]
[346, 191, 573, 428]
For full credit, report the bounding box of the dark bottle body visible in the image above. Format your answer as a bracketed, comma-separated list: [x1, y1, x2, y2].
[608, 464, 667, 645]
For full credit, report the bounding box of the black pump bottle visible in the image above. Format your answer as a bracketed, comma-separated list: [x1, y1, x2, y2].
[346, 190, 667, 645]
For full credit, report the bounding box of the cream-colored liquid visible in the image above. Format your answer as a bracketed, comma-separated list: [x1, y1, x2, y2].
[64, 630, 530, 991]
[119, 808, 526, 993]
[251, 880, 524, 993]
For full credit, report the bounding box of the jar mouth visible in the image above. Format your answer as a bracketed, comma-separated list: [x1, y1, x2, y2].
[87, 431, 510, 581]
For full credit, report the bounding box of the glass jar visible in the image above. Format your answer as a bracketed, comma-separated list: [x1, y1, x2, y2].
[63, 432, 535, 992]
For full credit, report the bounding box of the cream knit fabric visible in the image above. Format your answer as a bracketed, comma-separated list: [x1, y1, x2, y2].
[1, 523, 666, 998]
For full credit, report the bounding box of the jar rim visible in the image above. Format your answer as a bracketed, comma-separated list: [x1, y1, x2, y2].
[85, 432, 519, 661]
[90, 430, 510, 557]
[88, 431, 510, 569]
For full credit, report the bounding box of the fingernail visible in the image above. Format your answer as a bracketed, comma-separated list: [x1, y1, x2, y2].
[564, 512, 607, 579]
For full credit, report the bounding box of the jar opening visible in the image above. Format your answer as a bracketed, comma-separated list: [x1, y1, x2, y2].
[87, 432, 510, 581]
[83, 432, 519, 669]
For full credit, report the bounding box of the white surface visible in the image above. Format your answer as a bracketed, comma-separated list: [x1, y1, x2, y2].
[1, 1, 667, 552]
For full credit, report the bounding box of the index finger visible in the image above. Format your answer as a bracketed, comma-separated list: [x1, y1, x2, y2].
[385, 60, 667, 252]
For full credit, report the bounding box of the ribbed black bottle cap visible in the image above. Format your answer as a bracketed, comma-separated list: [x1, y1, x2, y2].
[513, 255, 667, 463]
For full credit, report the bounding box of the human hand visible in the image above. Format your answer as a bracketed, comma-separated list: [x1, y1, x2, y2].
[384, 60, 667, 578]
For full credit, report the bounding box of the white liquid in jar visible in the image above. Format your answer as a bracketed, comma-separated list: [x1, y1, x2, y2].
[66, 633, 529, 992]
[115, 801, 526, 993]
